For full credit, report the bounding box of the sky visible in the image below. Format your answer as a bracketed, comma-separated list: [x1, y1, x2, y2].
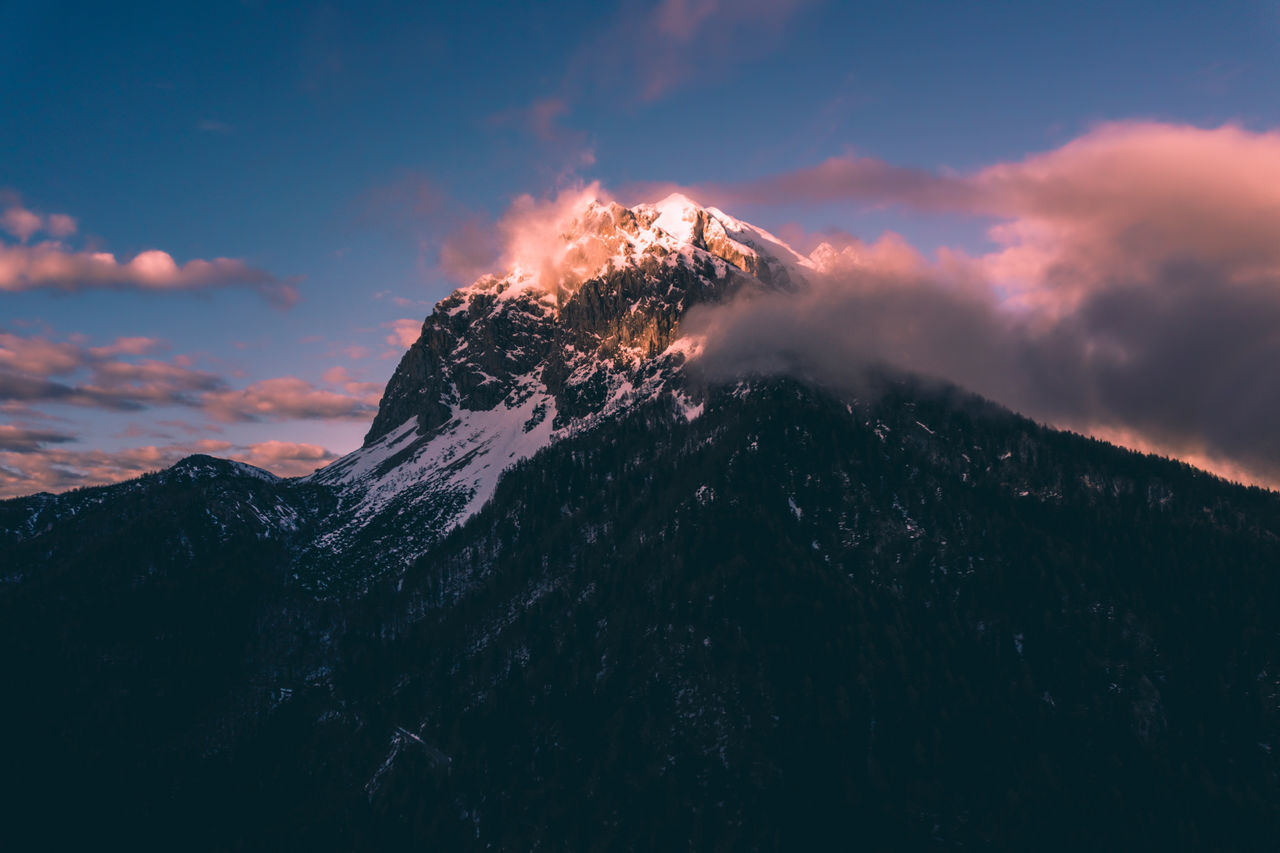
[4, 0, 1280, 496]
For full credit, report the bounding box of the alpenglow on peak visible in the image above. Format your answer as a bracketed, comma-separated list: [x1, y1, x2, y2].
[464, 192, 821, 306]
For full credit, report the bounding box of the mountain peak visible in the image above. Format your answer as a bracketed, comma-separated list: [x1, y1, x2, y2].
[643, 192, 708, 241]
[168, 454, 280, 482]
[304, 194, 828, 579]
[633, 194, 815, 283]
[454, 193, 815, 311]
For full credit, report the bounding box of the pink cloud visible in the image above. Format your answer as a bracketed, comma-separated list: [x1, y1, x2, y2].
[0, 441, 215, 497]
[0, 194, 72, 243]
[87, 336, 166, 358]
[555, 0, 821, 103]
[712, 121, 1280, 315]
[322, 366, 352, 385]
[230, 440, 337, 477]
[323, 365, 384, 400]
[86, 358, 226, 401]
[0, 190, 295, 306]
[654, 0, 722, 39]
[964, 122, 1280, 310]
[434, 182, 646, 296]
[706, 154, 979, 211]
[383, 318, 421, 349]
[0, 244, 299, 307]
[200, 376, 379, 422]
[358, 173, 505, 286]
[0, 332, 87, 376]
[0, 424, 76, 453]
[478, 182, 628, 296]
[45, 213, 77, 238]
[1, 207, 44, 242]
[488, 97, 596, 172]
[638, 0, 819, 100]
[690, 121, 1280, 487]
[0, 330, 227, 411]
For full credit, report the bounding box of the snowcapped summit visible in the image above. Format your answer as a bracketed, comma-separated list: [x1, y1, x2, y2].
[458, 192, 816, 310]
[640, 192, 710, 245]
[635, 192, 815, 281]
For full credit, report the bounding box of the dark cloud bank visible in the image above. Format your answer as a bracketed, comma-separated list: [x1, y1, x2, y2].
[687, 123, 1280, 487]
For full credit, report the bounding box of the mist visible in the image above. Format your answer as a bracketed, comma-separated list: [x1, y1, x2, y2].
[683, 123, 1280, 488]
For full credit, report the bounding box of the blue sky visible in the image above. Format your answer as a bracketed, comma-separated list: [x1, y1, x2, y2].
[3, 0, 1280, 494]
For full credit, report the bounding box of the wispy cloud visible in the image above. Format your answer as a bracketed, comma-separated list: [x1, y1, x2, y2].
[230, 440, 337, 477]
[0, 424, 76, 453]
[0, 193, 77, 243]
[196, 118, 235, 134]
[200, 376, 380, 423]
[487, 97, 596, 176]
[0, 191, 297, 307]
[699, 154, 979, 211]
[1, 328, 381, 428]
[568, 0, 821, 103]
[476, 0, 818, 191]
[382, 318, 420, 350]
[321, 365, 383, 399]
[0, 245, 299, 307]
[0, 331, 224, 411]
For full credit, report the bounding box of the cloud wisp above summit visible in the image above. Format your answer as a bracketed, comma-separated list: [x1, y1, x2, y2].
[559, 0, 821, 104]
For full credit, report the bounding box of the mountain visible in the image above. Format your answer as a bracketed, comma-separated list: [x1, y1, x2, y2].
[298, 193, 810, 592]
[4, 195, 1280, 850]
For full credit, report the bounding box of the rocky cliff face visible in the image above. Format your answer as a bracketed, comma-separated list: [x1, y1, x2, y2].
[366, 194, 802, 445]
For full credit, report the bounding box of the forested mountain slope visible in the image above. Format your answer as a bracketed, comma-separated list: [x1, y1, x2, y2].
[4, 378, 1279, 849]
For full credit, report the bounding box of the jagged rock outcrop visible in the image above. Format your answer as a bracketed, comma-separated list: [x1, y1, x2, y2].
[367, 195, 797, 445]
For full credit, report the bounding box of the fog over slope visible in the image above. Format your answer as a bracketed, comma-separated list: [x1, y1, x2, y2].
[632, 123, 1280, 487]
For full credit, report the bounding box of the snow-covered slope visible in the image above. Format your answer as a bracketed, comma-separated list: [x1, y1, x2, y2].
[300, 193, 815, 589]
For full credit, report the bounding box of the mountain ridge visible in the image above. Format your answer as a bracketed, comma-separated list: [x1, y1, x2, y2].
[5, 194, 1280, 848]
[6, 371, 1280, 848]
